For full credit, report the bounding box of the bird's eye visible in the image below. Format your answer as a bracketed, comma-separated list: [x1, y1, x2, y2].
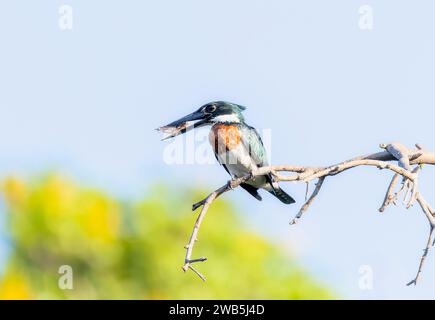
[205, 105, 216, 113]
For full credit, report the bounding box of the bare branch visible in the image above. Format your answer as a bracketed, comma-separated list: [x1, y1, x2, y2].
[181, 142, 435, 285]
[407, 226, 435, 286]
[290, 177, 326, 225]
[304, 182, 310, 202]
[416, 194, 435, 227]
[379, 174, 400, 213]
[183, 176, 252, 280]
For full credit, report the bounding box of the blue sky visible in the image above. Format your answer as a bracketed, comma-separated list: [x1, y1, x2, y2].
[1, 0, 435, 298]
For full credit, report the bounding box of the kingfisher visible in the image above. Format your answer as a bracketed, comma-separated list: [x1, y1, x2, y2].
[158, 101, 295, 205]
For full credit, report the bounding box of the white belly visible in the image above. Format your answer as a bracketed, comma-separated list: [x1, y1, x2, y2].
[216, 144, 268, 188]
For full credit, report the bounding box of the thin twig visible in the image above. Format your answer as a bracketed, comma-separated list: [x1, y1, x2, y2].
[182, 187, 224, 280]
[416, 194, 435, 227]
[188, 265, 207, 282]
[407, 226, 434, 286]
[379, 174, 400, 212]
[406, 166, 422, 208]
[305, 182, 310, 201]
[290, 177, 325, 225]
[183, 176, 251, 280]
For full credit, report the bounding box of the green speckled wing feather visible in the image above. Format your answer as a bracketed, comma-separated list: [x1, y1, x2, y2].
[239, 124, 269, 167]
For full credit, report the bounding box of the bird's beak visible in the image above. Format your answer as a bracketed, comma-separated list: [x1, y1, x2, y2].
[157, 110, 210, 141]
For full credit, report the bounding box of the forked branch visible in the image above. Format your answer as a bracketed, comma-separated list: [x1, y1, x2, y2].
[182, 142, 435, 285]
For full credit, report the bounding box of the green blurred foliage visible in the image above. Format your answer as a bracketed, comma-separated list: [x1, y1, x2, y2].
[0, 174, 334, 299]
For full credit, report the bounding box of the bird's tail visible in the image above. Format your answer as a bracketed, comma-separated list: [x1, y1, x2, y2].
[268, 185, 295, 205]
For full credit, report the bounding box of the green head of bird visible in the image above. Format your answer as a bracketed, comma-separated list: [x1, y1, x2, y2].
[158, 101, 247, 139]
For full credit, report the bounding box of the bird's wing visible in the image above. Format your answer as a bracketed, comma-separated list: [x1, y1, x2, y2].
[214, 152, 231, 176]
[240, 124, 279, 192]
[239, 125, 269, 167]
